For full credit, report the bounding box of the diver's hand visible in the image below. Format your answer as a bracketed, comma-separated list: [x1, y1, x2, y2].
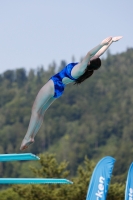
[112, 36, 123, 42]
[101, 37, 112, 45]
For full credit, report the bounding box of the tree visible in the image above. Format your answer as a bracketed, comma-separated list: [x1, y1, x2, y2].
[15, 68, 27, 87]
[3, 70, 15, 83]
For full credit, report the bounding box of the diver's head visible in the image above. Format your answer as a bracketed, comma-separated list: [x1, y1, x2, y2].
[74, 57, 101, 84]
[88, 57, 101, 70]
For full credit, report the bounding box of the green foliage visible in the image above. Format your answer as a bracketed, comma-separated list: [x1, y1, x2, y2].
[0, 188, 23, 200]
[107, 183, 125, 200]
[30, 153, 70, 178]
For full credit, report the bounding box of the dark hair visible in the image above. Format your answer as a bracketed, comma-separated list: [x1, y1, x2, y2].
[74, 57, 101, 84]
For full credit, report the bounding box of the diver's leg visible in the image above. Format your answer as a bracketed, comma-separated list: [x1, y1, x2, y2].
[20, 80, 55, 150]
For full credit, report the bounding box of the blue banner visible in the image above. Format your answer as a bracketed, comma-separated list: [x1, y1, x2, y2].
[86, 156, 115, 200]
[125, 162, 133, 200]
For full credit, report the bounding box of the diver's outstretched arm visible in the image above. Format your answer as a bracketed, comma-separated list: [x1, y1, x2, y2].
[20, 80, 55, 150]
[71, 36, 112, 78]
[91, 36, 123, 60]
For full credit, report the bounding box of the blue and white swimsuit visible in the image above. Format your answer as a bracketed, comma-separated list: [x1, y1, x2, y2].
[50, 62, 78, 98]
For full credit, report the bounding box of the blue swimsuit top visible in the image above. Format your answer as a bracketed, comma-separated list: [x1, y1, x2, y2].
[50, 62, 78, 98]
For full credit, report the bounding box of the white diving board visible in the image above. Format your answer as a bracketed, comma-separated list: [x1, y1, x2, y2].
[0, 153, 40, 162]
[0, 178, 73, 184]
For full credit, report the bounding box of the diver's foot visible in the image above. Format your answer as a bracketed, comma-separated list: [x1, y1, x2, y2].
[20, 137, 34, 151]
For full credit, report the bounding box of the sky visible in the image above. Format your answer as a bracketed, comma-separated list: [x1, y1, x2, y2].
[0, 0, 133, 74]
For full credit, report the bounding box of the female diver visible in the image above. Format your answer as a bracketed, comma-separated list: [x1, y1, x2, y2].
[20, 36, 122, 150]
